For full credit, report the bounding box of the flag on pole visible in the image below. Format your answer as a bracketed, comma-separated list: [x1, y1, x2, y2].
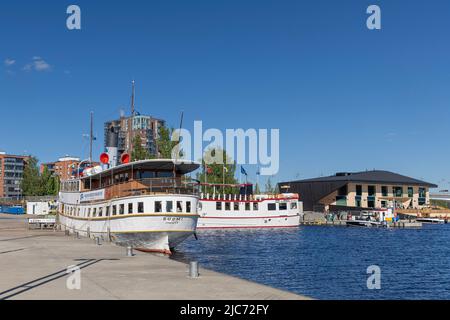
[241, 166, 248, 176]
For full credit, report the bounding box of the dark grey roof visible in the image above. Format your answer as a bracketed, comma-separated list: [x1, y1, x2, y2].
[281, 170, 437, 188]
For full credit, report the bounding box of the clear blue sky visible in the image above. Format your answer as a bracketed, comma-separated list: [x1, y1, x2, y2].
[1, 0, 450, 189]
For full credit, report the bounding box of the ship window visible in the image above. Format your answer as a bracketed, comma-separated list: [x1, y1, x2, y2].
[216, 202, 222, 210]
[279, 203, 287, 210]
[167, 201, 173, 212]
[253, 203, 259, 211]
[138, 202, 144, 213]
[186, 201, 191, 213]
[234, 202, 239, 211]
[112, 205, 117, 216]
[155, 201, 162, 212]
[225, 202, 231, 211]
[99, 207, 103, 217]
[291, 202, 298, 210]
[88, 208, 91, 217]
[119, 204, 125, 215]
[245, 202, 251, 211]
[128, 203, 133, 214]
[106, 206, 110, 217]
[177, 201, 183, 213]
[268, 203, 276, 211]
[93, 208, 97, 217]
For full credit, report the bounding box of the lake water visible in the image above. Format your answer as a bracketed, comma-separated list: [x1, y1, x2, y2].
[172, 224, 450, 300]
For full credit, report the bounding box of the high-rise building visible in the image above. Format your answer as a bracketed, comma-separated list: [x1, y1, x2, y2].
[104, 115, 165, 160]
[0, 151, 29, 199]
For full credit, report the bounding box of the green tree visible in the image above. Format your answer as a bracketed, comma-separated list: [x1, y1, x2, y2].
[40, 167, 59, 196]
[196, 148, 238, 194]
[131, 135, 152, 161]
[21, 156, 41, 197]
[156, 125, 182, 159]
[254, 183, 261, 194]
[264, 178, 275, 194]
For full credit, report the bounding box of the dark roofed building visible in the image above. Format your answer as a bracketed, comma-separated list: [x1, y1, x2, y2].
[278, 170, 437, 212]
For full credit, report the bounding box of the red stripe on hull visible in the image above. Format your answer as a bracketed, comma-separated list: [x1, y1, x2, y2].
[197, 225, 299, 230]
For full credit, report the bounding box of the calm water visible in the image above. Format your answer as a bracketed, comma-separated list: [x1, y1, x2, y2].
[172, 224, 450, 300]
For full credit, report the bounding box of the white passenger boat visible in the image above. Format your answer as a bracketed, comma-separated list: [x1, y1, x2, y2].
[416, 218, 445, 224]
[58, 158, 200, 254]
[197, 183, 302, 229]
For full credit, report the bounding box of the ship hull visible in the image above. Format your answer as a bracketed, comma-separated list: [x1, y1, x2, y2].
[197, 213, 301, 229]
[58, 213, 198, 254]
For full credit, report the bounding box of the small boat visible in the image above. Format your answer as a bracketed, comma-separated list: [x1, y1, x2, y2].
[416, 218, 445, 224]
[346, 220, 383, 228]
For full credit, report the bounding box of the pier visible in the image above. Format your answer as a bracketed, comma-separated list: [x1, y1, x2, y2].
[0, 214, 308, 300]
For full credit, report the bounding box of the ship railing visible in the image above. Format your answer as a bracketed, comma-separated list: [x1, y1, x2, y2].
[106, 177, 199, 199]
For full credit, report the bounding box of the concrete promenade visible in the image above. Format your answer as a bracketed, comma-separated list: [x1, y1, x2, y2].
[0, 214, 308, 300]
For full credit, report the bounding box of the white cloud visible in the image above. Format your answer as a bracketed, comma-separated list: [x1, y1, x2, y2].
[23, 56, 52, 72]
[4, 58, 16, 66]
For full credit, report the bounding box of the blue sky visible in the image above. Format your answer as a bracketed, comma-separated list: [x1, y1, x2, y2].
[1, 0, 450, 189]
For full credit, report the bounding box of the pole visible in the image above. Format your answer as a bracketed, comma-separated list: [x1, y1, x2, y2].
[129, 80, 135, 155]
[89, 111, 94, 162]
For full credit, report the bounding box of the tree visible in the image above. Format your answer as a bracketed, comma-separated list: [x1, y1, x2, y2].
[196, 148, 238, 195]
[21, 156, 41, 197]
[21, 158, 60, 197]
[265, 178, 275, 194]
[131, 135, 152, 161]
[254, 183, 261, 194]
[156, 125, 182, 159]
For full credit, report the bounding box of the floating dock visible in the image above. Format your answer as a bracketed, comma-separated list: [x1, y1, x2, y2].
[0, 214, 308, 300]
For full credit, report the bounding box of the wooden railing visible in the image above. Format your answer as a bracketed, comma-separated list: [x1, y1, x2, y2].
[104, 178, 199, 199]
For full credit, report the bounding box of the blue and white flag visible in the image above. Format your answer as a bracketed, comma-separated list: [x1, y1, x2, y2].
[241, 166, 248, 176]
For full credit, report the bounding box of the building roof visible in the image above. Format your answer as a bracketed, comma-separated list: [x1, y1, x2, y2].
[282, 170, 437, 188]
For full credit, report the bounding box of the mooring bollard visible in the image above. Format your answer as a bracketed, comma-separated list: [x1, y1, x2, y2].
[95, 236, 101, 245]
[189, 261, 199, 278]
[126, 246, 134, 257]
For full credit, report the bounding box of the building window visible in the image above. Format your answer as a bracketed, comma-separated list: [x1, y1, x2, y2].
[356, 185, 362, 196]
[381, 186, 388, 197]
[138, 202, 144, 213]
[336, 196, 347, 206]
[368, 185, 375, 197]
[155, 201, 162, 213]
[408, 187, 414, 198]
[216, 202, 222, 210]
[419, 187, 426, 198]
[355, 198, 361, 207]
[367, 200, 375, 208]
[393, 187, 403, 198]
[381, 201, 387, 208]
[268, 203, 276, 211]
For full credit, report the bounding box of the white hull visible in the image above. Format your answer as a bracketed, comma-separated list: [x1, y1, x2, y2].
[59, 213, 198, 254]
[197, 194, 302, 229]
[197, 214, 301, 229]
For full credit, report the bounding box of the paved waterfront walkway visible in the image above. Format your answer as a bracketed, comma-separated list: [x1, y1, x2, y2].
[0, 214, 308, 300]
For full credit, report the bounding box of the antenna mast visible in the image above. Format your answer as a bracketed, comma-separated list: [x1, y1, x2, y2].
[89, 111, 94, 162]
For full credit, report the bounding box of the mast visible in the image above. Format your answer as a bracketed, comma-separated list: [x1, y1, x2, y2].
[89, 111, 94, 162]
[129, 80, 135, 154]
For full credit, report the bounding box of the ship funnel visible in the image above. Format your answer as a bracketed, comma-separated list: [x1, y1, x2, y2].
[106, 125, 119, 167]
